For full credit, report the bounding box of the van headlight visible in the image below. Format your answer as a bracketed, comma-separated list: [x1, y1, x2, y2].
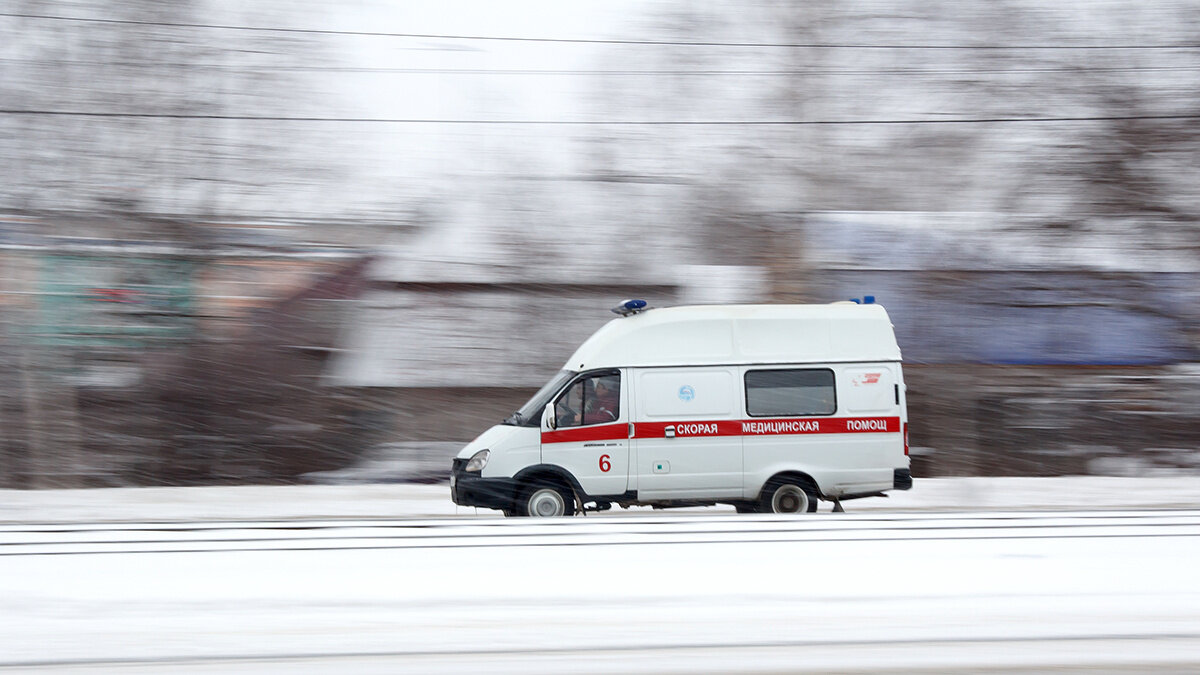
[465, 449, 490, 472]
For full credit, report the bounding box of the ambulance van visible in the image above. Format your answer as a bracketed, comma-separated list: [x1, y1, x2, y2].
[450, 300, 911, 516]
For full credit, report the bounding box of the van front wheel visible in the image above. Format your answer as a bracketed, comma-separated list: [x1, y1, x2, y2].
[762, 478, 819, 514]
[520, 483, 576, 517]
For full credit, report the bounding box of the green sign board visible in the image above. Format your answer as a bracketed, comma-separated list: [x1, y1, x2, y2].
[35, 255, 196, 347]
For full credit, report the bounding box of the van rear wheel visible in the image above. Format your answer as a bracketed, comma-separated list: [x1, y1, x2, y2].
[762, 478, 819, 514]
[520, 482, 576, 517]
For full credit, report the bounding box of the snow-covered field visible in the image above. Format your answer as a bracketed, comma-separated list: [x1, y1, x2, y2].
[2, 477, 1199, 674]
[3, 475, 1199, 523]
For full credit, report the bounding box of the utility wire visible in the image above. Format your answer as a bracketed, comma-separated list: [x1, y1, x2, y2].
[3, 12, 1200, 49]
[1, 110, 1198, 125]
[4, 57, 1200, 76]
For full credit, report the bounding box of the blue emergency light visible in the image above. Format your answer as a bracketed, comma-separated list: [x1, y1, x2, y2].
[612, 298, 648, 316]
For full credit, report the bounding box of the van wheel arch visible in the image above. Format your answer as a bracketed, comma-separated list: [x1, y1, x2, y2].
[512, 465, 581, 517]
[758, 472, 820, 514]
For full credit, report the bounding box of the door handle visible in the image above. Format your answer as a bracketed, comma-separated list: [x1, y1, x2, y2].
[665, 425, 675, 438]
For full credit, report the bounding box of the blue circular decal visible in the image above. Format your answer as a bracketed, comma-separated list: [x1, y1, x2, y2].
[678, 385, 695, 402]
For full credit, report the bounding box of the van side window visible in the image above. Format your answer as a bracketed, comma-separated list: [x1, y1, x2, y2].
[745, 369, 836, 417]
[555, 372, 621, 427]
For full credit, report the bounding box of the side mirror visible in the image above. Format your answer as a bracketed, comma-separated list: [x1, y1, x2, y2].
[542, 404, 556, 430]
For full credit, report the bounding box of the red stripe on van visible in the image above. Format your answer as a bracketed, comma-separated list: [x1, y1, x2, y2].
[634, 421, 742, 438]
[541, 422, 629, 445]
[543, 417, 901, 444]
[632, 416, 900, 439]
[742, 416, 900, 435]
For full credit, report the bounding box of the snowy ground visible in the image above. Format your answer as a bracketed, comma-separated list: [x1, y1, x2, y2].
[2, 477, 1199, 674]
[2, 475, 1199, 523]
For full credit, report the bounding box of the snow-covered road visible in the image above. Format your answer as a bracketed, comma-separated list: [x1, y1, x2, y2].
[2, 478, 1199, 674]
[4, 475, 1200, 524]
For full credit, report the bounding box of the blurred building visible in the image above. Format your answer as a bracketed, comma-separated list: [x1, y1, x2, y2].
[322, 253, 763, 449]
[3, 212, 1198, 487]
[805, 212, 1200, 477]
[0, 216, 366, 487]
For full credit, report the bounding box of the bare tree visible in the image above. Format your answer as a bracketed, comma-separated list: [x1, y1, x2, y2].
[0, 0, 337, 221]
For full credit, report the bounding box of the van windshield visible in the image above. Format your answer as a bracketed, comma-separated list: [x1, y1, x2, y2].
[503, 369, 576, 427]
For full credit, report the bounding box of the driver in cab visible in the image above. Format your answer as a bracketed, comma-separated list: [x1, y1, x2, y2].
[583, 376, 619, 424]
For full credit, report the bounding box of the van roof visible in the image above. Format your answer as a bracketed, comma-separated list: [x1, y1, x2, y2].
[563, 303, 901, 370]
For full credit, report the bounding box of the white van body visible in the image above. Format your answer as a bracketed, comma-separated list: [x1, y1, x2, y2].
[450, 303, 911, 516]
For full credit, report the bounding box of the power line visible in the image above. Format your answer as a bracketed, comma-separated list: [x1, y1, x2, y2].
[3, 12, 1200, 50]
[2, 110, 1199, 125]
[4, 57, 1200, 76]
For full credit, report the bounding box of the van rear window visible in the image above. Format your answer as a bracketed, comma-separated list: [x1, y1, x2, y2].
[745, 369, 836, 417]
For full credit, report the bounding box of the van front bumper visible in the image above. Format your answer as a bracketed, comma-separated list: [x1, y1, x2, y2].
[450, 458, 519, 511]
